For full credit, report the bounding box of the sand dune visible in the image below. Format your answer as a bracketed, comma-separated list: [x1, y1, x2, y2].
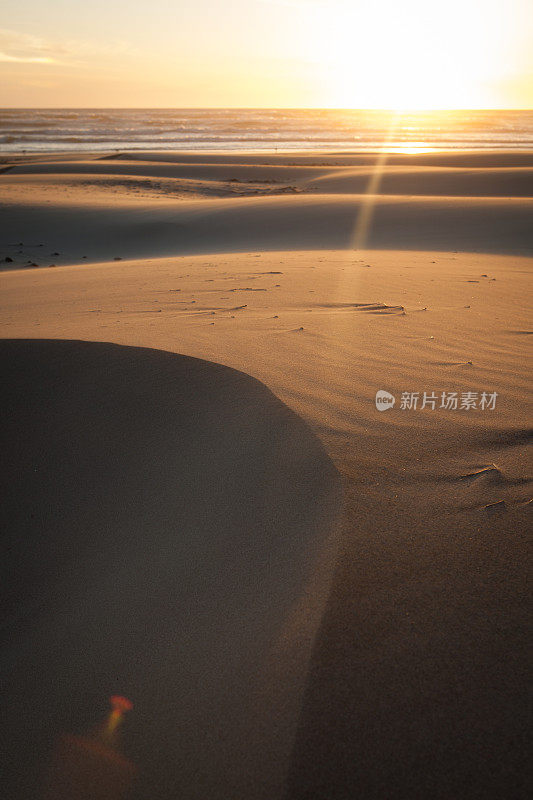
[0, 150, 531, 799]
[5, 157, 533, 197]
[1, 339, 340, 800]
[1, 190, 532, 267]
[302, 166, 533, 196]
[1, 153, 531, 268]
[99, 150, 533, 168]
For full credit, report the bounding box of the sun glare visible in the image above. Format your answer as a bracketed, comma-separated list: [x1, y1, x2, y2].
[302, 0, 509, 109]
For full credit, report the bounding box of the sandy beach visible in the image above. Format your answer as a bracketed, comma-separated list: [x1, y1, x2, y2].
[1, 150, 531, 799]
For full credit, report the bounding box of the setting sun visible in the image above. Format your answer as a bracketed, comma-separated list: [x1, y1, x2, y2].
[0, 0, 531, 107]
[300, 0, 532, 109]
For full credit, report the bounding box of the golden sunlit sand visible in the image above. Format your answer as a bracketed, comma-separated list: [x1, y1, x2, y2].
[1, 149, 531, 799]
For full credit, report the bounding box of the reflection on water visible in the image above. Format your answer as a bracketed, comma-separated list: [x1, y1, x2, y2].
[1, 108, 532, 153]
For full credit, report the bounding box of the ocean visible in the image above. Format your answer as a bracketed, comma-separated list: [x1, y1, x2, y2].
[1, 108, 533, 154]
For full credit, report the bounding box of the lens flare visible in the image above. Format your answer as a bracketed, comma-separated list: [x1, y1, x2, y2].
[106, 696, 133, 738]
[110, 696, 134, 713]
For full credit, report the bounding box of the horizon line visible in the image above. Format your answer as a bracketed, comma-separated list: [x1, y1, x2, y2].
[1, 106, 533, 112]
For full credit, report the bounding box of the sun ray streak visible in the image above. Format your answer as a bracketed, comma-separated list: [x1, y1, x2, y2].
[351, 112, 401, 250]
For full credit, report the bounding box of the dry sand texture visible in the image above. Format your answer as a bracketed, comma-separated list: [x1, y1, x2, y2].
[0, 150, 532, 799]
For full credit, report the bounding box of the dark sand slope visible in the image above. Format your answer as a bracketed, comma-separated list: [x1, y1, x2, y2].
[0, 340, 341, 800]
[1, 195, 532, 267]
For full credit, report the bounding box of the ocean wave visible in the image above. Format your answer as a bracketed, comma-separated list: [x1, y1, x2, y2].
[1, 109, 532, 153]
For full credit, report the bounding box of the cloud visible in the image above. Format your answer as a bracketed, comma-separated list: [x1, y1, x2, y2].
[0, 28, 133, 69]
[0, 53, 54, 64]
[0, 28, 63, 64]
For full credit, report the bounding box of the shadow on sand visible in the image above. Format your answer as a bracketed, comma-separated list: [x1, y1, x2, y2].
[0, 339, 341, 800]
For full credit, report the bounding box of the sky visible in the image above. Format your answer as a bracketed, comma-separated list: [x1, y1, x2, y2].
[1, 0, 532, 108]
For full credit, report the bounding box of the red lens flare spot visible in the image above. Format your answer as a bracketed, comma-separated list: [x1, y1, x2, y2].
[110, 695, 133, 713]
